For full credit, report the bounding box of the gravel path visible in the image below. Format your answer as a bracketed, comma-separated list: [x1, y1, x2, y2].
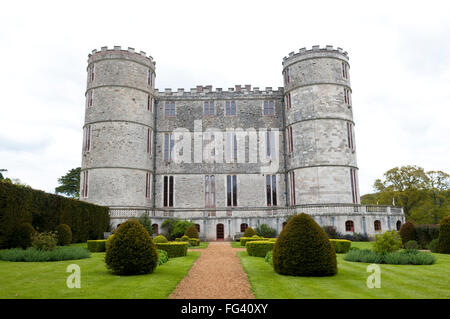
[169, 242, 254, 299]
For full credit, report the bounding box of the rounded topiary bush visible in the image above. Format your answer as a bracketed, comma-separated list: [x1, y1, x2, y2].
[153, 235, 168, 243]
[55, 224, 72, 246]
[184, 225, 199, 239]
[438, 216, 450, 254]
[273, 213, 337, 276]
[405, 240, 419, 250]
[399, 221, 416, 246]
[105, 219, 158, 275]
[11, 223, 35, 249]
[181, 235, 190, 242]
[243, 227, 256, 237]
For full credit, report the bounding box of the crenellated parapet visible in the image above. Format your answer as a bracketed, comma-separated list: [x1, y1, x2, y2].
[282, 45, 349, 69]
[155, 85, 284, 98]
[87, 45, 156, 69]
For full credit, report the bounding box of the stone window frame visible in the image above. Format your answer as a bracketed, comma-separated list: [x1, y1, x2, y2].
[152, 223, 159, 234]
[89, 64, 95, 83]
[240, 223, 248, 232]
[345, 220, 354, 232]
[350, 168, 358, 204]
[283, 67, 290, 85]
[285, 92, 291, 109]
[289, 171, 296, 206]
[265, 174, 278, 207]
[342, 61, 349, 79]
[347, 122, 355, 152]
[225, 100, 237, 116]
[374, 220, 382, 232]
[81, 170, 89, 198]
[225, 132, 238, 162]
[147, 95, 153, 112]
[205, 175, 216, 208]
[263, 100, 275, 116]
[148, 69, 153, 87]
[265, 130, 276, 159]
[163, 175, 174, 207]
[147, 128, 152, 154]
[83, 125, 92, 153]
[203, 100, 215, 116]
[203, 132, 216, 163]
[87, 90, 94, 108]
[286, 126, 293, 154]
[164, 133, 174, 161]
[164, 101, 175, 117]
[343, 88, 351, 107]
[226, 175, 238, 207]
[145, 172, 151, 198]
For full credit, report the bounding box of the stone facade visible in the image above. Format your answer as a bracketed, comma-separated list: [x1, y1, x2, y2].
[80, 45, 405, 241]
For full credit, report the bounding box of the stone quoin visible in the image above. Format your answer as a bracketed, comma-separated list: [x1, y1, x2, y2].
[80, 45, 405, 240]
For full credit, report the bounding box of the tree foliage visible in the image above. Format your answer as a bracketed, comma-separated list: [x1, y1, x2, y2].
[361, 165, 450, 223]
[55, 167, 81, 198]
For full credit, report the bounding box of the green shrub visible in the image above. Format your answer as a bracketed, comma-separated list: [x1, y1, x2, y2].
[330, 239, 352, 253]
[87, 240, 107, 252]
[246, 241, 275, 257]
[153, 235, 168, 243]
[264, 250, 273, 266]
[137, 213, 153, 236]
[162, 219, 195, 240]
[106, 234, 115, 250]
[405, 240, 419, 250]
[322, 226, 341, 239]
[243, 227, 256, 237]
[0, 246, 91, 262]
[268, 238, 277, 242]
[255, 224, 277, 238]
[240, 237, 267, 246]
[156, 242, 188, 258]
[181, 235, 190, 242]
[105, 219, 158, 275]
[373, 230, 402, 253]
[156, 249, 169, 266]
[438, 216, 450, 254]
[31, 231, 57, 251]
[0, 180, 109, 248]
[10, 223, 35, 249]
[273, 213, 337, 276]
[427, 238, 439, 253]
[399, 221, 416, 246]
[416, 224, 439, 248]
[184, 225, 199, 239]
[55, 224, 72, 246]
[251, 235, 260, 238]
[344, 249, 436, 265]
[188, 238, 200, 246]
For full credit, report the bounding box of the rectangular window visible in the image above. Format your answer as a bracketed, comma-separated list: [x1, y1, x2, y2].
[287, 126, 293, 153]
[203, 132, 215, 162]
[284, 67, 290, 84]
[347, 122, 354, 150]
[227, 175, 237, 207]
[266, 175, 277, 206]
[285, 93, 291, 109]
[84, 125, 91, 152]
[205, 175, 216, 208]
[289, 171, 296, 206]
[145, 172, 151, 198]
[165, 101, 175, 117]
[204, 101, 215, 116]
[164, 133, 174, 161]
[89, 64, 94, 82]
[264, 100, 274, 116]
[344, 88, 351, 107]
[350, 168, 358, 204]
[147, 128, 152, 154]
[226, 132, 237, 161]
[88, 90, 93, 107]
[342, 62, 349, 79]
[226, 101, 236, 116]
[82, 170, 88, 198]
[148, 69, 152, 86]
[163, 176, 174, 207]
[148, 95, 153, 111]
[266, 131, 276, 158]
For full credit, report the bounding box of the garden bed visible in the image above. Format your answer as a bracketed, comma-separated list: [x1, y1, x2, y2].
[0, 246, 90, 262]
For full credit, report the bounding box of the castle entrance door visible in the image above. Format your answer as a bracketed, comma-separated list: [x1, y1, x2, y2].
[216, 223, 224, 240]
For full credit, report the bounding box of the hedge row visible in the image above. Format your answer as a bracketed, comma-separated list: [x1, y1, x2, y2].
[87, 240, 107, 252]
[246, 241, 275, 257]
[330, 239, 352, 253]
[156, 242, 188, 258]
[240, 236, 267, 246]
[0, 181, 109, 248]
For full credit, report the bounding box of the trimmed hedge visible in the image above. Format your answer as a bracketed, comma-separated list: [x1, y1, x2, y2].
[156, 249, 169, 266]
[87, 240, 107, 252]
[240, 236, 266, 246]
[243, 227, 256, 237]
[405, 240, 419, 250]
[188, 238, 200, 246]
[415, 224, 439, 248]
[56, 224, 72, 246]
[0, 181, 109, 248]
[0, 246, 91, 262]
[438, 216, 450, 254]
[246, 241, 275, 257]
[330, 239, 352, 253]
[399, 221, 416, 246]
[156, 242, 188, 258]
[11, 223, 35, 249]
[265, 250, 273, 265]
[344, 249, 436, 265]
[153, 235, 168, 243]
[273, 213, 337, 276]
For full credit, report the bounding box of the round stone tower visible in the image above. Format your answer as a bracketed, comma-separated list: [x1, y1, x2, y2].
[282, 45, 359, 205]
[80, 46, 156, 209]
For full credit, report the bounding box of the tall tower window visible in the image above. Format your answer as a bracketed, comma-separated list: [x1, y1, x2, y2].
[203, 132, 215, 162]
[165, 101, 175, 117]
[148, 95, 153, 112]
[286, 126, 293, 153]
[164, 133, 174, 161]
[264, 101, 275, 116]
[266, 175, 277, 206]
[347, 122, 354, 151]
[350, 168, 358, 204]
[342, 62, 349, 79]
[87, 90, 93, 108]
[145, 172, 151, 198]
[163, 176, 174, 207]
[226, 175, 237, 207]
[284, 67, 290, 84]
[204, 101, 215, 116]
[83, 125, 92, 152]
[81, 170, 89, 198]
[147, 128, 152, 154]
[225, 101, 236, 116]
[266, 131, 276, 159]
[285, 93, 291, 109]
[148, 69, 152, 86]
[89, 64, 95, 82]
[344, 88, 351, 107]
[289, 171, 296, 206]
[226, 132, 237, 162]
[205, 175, 216, 208]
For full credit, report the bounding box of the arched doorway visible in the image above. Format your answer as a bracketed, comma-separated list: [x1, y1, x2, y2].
[240, 223, 248, 233]
[216, 223, 224, 240]
[282, 222, 287, 230]
[374, 220, 381, 232]
[152, 224, 159, 235]
[396, 220, 402, 231]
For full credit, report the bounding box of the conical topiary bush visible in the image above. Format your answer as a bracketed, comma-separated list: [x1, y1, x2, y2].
[438, 216, 450, 254]
[184, 225, 199, 239]
[272, 213, 337, 276]
[243, 227, 256, 237]
[399, 221, 416, 246]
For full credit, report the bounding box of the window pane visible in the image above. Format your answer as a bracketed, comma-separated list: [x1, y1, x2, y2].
[226, 101, 230, 115]
[210, 101, 214, 115]
[204, 102, 209, 115]
[231, 101, 236, 115]
[163, 176, 168, 207]
[266, 175, 271, 206]
[272, 175, 277, 206]
[232, 175, 237, 206]
[227, 175, 231, 206]
[169, 176, 174, 207]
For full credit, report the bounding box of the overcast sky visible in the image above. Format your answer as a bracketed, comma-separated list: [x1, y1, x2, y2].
[0, 0, 449, 196]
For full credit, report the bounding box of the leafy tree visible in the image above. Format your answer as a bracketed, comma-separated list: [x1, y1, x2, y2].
[0, 169, 6, 180]
[55, 167, 81, 198]
[137, 213, 153, 236]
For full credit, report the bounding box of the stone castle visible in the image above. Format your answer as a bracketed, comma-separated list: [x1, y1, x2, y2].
[80, 45, 404, 240]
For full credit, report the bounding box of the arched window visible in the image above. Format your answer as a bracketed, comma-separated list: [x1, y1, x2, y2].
[152, 223, 158, 235]
[195, 223, 200, 233]
[374, 220, 381, 232]
[345, 220, 354, 232]
[282, 222, 287, 230]
[396, 220, 402, 231]
[116, 223, 121, 230]
[240, 223, 248, 233]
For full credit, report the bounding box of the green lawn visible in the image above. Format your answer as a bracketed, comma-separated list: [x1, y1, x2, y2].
[238, 250, 450, 299]
[0, 250, 200, 299]
[231, 241, 243, 248]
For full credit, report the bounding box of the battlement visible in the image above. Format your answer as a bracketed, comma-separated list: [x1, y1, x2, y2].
[154, 85, 284, 98]
[282, 45, 349, 65]
[88, 46, 156, 66]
